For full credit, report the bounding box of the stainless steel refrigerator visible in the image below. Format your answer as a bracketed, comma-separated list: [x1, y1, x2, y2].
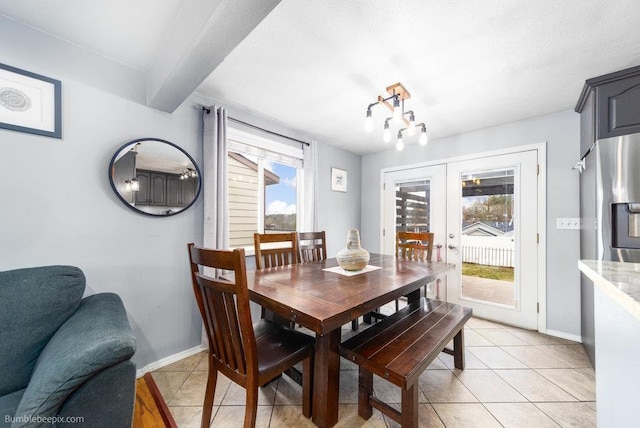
[580, 132, 640, 363]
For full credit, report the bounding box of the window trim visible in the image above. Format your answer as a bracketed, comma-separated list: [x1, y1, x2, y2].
[228, 127, 303, 161]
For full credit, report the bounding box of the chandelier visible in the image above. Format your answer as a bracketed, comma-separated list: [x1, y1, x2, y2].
[124, 178, 139, 192]
[364, 82, 427, 150]
[180, 168, 197, 180]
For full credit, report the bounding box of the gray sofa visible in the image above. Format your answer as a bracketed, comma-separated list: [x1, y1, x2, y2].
[0, 266, 137, 427]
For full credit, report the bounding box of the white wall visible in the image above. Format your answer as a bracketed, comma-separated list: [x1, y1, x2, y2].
[361, 110, 582, 337]
[316, 143, 362, 257]
[0, 15, 146, 106]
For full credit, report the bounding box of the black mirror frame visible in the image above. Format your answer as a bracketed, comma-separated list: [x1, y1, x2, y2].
[108, 137, 202, 217]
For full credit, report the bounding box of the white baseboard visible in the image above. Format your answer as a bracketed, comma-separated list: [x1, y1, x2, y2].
[136, 345, 207, 378]
[545, 329, 582, 343]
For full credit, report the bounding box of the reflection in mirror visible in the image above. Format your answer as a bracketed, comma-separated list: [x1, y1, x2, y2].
[109, 138, 201, 216]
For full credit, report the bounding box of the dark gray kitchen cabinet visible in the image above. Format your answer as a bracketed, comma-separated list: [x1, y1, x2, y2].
[134, 170, 166, 206]
[111, 150, 136, 204]
[150, 173, 166, 205]
[135, 171, 151, 205]
[181, 178, 197, 206]
[576, 65, 640, 157]
[166, 175, 182, 206]
[597, 73, 640, 139]
[135, 170, 196, 206]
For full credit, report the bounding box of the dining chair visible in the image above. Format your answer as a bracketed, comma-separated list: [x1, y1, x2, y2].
[298, 231, 327, 263]
[253, 232, 299, 269]
[254, 232, 300, 326]
[188, 243, 314, 428]
[394, 231, 435, 310]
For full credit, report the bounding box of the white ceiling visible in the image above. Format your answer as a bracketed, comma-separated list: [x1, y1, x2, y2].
[2, 0, 640, 154]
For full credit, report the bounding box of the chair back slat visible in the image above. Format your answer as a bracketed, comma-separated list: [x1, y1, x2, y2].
[188, 244, 255, 380]
[222, 291, 246, 372]
[298, 231, 327, 262]
[395, 231, 434, 262]
[205, 286, 239, 370]
[253, 232, 299, 269]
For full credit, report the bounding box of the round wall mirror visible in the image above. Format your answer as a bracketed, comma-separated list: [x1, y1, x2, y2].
[108, 138, 201, 216]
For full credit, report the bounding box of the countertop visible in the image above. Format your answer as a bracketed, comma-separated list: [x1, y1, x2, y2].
[578, 260, 640, 322]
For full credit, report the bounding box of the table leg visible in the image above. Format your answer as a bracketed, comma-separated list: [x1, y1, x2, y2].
[312, 328, 341, 428]
[406, 288, 421, 304]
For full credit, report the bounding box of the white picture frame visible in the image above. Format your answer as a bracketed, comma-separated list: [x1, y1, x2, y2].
[331, 167, 347, 192]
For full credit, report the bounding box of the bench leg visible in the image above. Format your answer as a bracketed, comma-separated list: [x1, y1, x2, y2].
[358, 367, 373, 420]
[351, 318, 359, 330]
[401, 383, 418, 428]
[453, 328, 466, 370]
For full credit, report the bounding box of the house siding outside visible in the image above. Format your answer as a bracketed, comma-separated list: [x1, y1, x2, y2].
[228, 155, 259, 248]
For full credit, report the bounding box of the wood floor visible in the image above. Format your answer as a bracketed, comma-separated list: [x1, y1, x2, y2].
[134, 373, 178, 428]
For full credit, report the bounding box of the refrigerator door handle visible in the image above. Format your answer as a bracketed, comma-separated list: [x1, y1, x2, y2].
[627, 203, 640, 213]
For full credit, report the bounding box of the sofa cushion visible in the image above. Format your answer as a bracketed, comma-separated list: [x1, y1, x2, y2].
[12, 293, 136, 423]
[0, 266, 85, 396]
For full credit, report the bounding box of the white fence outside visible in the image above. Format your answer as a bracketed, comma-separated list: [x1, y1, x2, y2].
[460, 235, 514, 268]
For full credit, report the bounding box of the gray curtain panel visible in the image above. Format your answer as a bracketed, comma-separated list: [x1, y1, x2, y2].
[202, 105, 229, 250]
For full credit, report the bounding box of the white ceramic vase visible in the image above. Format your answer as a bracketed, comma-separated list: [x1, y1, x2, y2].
[336, 229, 370, 271]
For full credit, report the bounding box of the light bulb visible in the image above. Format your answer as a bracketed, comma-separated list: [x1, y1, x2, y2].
[383, 128, 391, 143]
[419, 126, 428, 145]
[407, 113, 416, 136]
[392, 97, 402, 124]
[124, 181, 131, 192]
[383, 119, 391, 143]
[131, 178, 139, 191]
[396, 135, 404, 151]
[364, 110, 373, 132]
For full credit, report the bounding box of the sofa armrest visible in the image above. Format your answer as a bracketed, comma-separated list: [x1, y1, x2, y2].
[58, 360, 136, 427]
[11, 293, 136, 425]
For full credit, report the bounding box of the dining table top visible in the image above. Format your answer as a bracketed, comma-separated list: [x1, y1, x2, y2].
[246, 253, 455, 335]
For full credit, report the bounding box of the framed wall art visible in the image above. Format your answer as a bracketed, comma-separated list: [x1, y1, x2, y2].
[331, 167, 347, 192]
[0, 63, 62, 139]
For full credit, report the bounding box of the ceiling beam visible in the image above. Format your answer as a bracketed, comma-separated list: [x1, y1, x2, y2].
[146, 0, 281, 112]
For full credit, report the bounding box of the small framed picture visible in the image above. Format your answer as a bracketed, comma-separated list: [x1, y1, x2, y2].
[0, 63, 62, 139]
[331, 167, 347, 192]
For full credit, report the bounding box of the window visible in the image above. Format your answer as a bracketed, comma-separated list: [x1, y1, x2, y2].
[227, 128, 304, 250]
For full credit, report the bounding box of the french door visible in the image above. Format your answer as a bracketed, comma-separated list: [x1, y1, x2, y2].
[383, 149, 540, 329]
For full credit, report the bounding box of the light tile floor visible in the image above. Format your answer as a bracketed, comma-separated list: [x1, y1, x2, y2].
[151, 311, 596, 427]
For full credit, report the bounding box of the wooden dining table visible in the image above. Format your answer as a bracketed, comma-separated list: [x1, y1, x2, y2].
[246, 253, 454, 428]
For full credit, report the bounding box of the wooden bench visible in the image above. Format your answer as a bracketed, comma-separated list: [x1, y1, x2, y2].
[339, 297, 472, 427]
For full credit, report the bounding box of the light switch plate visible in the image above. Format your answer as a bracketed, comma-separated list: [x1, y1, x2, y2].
[557, 218, 581, 229]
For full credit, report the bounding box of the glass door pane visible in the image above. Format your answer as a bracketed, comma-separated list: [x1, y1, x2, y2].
[460, 169, 516, 307]
[395, 180, 430, 234]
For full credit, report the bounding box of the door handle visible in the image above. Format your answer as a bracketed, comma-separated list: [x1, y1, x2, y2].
[448, 244, 459, 255]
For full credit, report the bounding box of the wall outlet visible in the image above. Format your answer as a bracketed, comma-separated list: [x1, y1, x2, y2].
[557, 218, 581, 229]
